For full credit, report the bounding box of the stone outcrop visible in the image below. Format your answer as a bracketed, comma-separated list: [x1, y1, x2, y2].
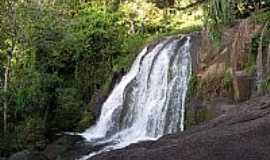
[232, 70, 253, 102]
[191, 19, 262, 102]
[8, 150, 31, 160]
[42, 135, 94, 160]
[185, 19, 263, 128]
[7, 150, 47, 160]
[90, 94, 270, 160]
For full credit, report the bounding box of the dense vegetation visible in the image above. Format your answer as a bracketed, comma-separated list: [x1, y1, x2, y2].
[0, 0, 269, 157]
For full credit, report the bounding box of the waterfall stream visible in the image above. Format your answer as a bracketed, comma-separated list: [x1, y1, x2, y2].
[80, 35, 192, 159]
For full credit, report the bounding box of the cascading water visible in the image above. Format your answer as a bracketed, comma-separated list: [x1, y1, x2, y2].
[80, 35, 192, 159]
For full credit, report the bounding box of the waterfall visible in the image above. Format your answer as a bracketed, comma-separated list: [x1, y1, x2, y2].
[80, 35, 192, 159]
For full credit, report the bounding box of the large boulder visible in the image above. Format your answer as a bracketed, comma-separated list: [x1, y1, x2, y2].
[8, 150, 31, 160]
[42, 135, 95, 160]
[90, 95, 270, 160]
[7, 150, 47, 160]
[233, 70, 254, 102]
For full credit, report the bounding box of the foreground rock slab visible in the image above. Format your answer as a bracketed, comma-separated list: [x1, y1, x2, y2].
[91, 95, 270, 160]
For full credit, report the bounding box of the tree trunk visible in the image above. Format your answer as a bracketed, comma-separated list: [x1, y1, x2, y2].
[3, 0, 16, 134]
[130, 19, 136, 34]
[267, 44, 270, 75]
[3, 55, 10, 134]
[256, 22, 268, 94]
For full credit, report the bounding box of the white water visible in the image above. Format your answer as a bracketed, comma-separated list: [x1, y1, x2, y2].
[80, 36, 192, 159]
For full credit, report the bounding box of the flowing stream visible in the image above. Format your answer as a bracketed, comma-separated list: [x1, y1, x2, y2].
[80, 35, 192, 159]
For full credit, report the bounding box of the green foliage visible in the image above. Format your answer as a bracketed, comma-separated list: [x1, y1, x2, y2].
[15, 116, 46, 150]
[120, 0, 164, 33]
[247, 23, 270, 75]
[54, 88, 83, 131]
[223, 70, 233, 91]
[260, 76, 270, 93]
[185, 107, 209, 129]
[0, 1, 125, 153]
[187, 74, 199, 98]
[203, 1, 225, 43]
[253, 10, 270, 23]
[205, 0, 269, 44]
[237, 0, 270, 16]
[118, 0, 204, 34]
[207, 0, 233, 25]
[0, 0, 212, 156]
[243, 33, 260, 74]
[77, 111, 94, 132]
[114, 34, 148, 71]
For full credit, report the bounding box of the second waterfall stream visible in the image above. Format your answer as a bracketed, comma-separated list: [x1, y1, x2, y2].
[80, 35, 192, 159]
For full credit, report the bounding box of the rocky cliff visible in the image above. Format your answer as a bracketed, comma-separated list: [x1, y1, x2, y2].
[185, 18, 269, 128]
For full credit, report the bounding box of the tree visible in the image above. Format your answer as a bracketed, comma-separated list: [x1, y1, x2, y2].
[0, 0, 18, 134]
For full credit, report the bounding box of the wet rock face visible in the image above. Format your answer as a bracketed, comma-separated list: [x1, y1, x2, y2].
[91, 70, 126, 120]
[90, 95, 270, 160]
